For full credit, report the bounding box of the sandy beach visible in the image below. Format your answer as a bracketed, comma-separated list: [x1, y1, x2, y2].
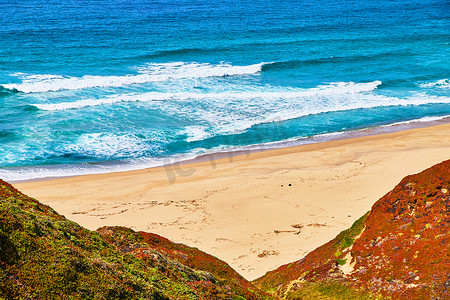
[14, 123, 450, 280]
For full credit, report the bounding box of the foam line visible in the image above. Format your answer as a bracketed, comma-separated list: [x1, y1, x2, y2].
[3, 62, 264, 93]
[33, 81, 383, 111]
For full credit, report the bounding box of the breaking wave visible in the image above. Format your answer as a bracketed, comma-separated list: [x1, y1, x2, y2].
[3, 62, 264, 93]
[32, 80, 383, 111]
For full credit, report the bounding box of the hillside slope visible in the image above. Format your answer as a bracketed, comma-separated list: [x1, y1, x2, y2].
[254, 159, 450, 299]
[0, 180, 270, 299]
[98, 226, 268, 300]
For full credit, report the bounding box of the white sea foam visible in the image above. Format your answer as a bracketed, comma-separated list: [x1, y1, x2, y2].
[0, 133, 165, 182]
[4, 62, 264, 93]
[0, 161, 158, 182]
[65, 133, 157, 158]
[136, 61, 263, 77]
[31, 80, 450, 141]
[257, 94, 450, 126]
[33, 80, 383, 111]
[180, 126, 211, 142]
[420, 79, 450, 89]
[380, 115, 450, 127]
[197, 93, 450, 138]
[0, 150, 205, 182]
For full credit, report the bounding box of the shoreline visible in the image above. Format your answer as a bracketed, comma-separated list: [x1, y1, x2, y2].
[5, 114, 450, 184]
[14, 122, 450, 280]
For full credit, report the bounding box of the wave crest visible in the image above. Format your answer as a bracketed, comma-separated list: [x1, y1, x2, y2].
[3, 62, 264, 93]
[0, 85, 20, 95]
[33, 81, 382, 111]
[420, 79, 450, 89]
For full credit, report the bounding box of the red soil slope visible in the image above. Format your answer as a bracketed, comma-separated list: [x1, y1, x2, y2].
[254, 159, 450, 299]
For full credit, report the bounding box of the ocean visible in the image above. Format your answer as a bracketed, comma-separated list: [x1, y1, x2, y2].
[0, 0, 449, 181]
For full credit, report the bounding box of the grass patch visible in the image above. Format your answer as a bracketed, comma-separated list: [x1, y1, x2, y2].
[337, 212, 369, 251]
[285, 280, 383, 300]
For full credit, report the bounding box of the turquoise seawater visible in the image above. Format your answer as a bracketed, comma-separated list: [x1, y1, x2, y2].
[0, 0, 449, 180]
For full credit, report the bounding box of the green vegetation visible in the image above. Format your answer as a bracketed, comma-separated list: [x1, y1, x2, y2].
[98, 226, 271, 300]
[285, 280, 382, 300]
[333, 212, 368, 258]
[337, 212, 369, 251]
[0, 180, 270, 299]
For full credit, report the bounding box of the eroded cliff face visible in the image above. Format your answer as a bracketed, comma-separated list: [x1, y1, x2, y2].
[0, 180, 271, 299]
[254, 159, 450, 300]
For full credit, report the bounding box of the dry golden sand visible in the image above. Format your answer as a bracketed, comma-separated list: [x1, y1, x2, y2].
[15, 123, 450, 280]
